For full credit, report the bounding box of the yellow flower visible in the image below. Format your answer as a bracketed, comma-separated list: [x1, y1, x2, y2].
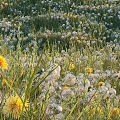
[86, 67, 93, 73]
[73, 15, 77, 19]
[111, 108, 120, 119]
[62, 86, 70, 90]
[99, 49, 104, 53]
[90, 107, 103, 116]
[3, 95, 28, 119]
[2, 2, 4, 5]
[85, 5, 89, 9]
[80, 21, 82, 24]
[69, 62, 75, 70]
[0, 56, 8, 69]
[70, 37, 72, 41]
[83, 40, 86, 44]
[77, 39, 81, 43]
[68, 13, 72, 18]
[99, 40, 102, 43]
[34, 37, 36, 40]
[14, 24, 16, 27]
[98, 81, 105, 86]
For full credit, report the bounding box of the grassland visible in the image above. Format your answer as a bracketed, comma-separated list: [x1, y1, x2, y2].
[0, 0, 120, 120]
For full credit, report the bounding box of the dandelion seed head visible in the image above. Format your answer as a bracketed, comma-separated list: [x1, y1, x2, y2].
[3, 95, 28, 119]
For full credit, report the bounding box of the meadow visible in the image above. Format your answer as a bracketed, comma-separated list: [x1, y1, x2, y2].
[0, 0, 120, 119]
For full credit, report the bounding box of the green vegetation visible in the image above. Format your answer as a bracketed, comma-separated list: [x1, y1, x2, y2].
[0, 0, 120, 120]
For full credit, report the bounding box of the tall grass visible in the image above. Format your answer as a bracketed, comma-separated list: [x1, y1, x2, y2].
[0, 0, 120, 120]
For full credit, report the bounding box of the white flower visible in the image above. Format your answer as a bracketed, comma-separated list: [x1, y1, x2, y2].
[46, 103, 62, 116]
[61, 89, 74, 99]
[63, 73, 76, 86]
[85, 89, 96, 102]
[111, 73, 119, 78]
[98, 86, 109, 98]
[55, 105, 62, 112]
[105, 83, 111, 89]
[40, 64, 61, 81]
[108, 88, 116, 98]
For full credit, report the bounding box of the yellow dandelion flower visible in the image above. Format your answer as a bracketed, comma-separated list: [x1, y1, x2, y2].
[68, 13, 72, 18]
[3, 95, 28, 119]
[86, 67, 93, 73]
[69, 62, 75, 70]
[0, 56, 8, 69]
[98, 81, 105, 86]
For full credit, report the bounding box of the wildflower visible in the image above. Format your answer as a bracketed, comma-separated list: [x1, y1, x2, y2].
[98, 85, 109, 99]
[3, 95, 28, 119]
[14, 24, 16, 27]
[86, 67, 93, 73]
[2, 2, 4, 5]
[5, 2, 8, 6]
[0, 56, 8, 69]
[62, 86, 70, 90]
[63, 73, 76, 86]
[40, 64, 61, 81]
[90, 107, 103, 116]
[77, 39, 81, 43]
[111, 108, 120, 119]
[73, 15, 77, 19]
[34, 37, 36, 40]
[68, 13, 73, 18]
[83, 40, 86, 44]
[99, 49, 104, 53]
[54, 104, 62, 114]
[80, 21, 82, 24]
[99, 40, 102, 43]
[98, 81, 105, 86]
[70, 37, 72, 40]
[69, 62, 75, 70]
[108, 88, 116, 98]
